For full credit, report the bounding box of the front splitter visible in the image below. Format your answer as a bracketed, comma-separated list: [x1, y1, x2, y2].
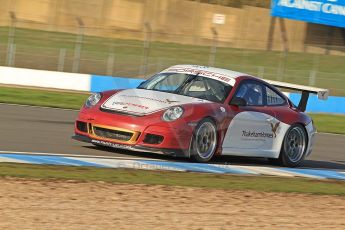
[72, 134, 188, 157]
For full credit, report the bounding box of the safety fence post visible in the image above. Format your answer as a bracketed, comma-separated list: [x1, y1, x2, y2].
[208, 27, 218, 66]
[310, 54, 320, 86]
[72, 17, 84, 73]
[6, 11, 17, 67]
[58, 48, 66, 72]
[277, 50, 286, 81]
[139, 22, 152, 77]
[107, 52, 115, 76]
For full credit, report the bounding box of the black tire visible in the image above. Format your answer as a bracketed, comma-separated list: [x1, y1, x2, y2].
[274, 124, 308, 167]
[190, 118, 218, 163]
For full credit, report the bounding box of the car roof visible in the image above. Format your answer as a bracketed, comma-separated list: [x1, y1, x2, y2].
[161, 64, 254, 86]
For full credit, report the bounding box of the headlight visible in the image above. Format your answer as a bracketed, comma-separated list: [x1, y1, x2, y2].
[162, 106, 184, 121]
[85, 93, 102, 108]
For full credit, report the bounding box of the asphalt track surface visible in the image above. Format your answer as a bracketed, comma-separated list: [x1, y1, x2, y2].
[0, 104, 344, 170]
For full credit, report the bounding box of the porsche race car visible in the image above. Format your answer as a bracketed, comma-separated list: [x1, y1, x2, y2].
[72, 65, 328, 167]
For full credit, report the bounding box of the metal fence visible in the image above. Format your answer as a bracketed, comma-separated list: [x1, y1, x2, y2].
[0, 12, 344, 96]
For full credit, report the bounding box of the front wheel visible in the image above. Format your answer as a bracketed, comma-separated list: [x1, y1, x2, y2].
[190, 118, 218, 163]
[275, 124, 308, 167]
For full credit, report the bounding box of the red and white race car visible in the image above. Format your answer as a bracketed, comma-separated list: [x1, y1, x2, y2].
[72, 65, 328, 167]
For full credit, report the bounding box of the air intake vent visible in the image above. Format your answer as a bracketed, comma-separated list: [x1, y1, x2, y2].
[143, 134, 164, 145]
[93, 126, 133, 142]
[76, 121, 88, 133]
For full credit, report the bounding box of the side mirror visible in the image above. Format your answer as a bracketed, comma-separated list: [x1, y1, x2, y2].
[230, 97, 247, 106]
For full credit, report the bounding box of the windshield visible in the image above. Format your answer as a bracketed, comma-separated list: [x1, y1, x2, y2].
[138, 73, 233, 103]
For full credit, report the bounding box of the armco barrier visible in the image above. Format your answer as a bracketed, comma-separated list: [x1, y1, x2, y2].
[0, 66, 344, 114]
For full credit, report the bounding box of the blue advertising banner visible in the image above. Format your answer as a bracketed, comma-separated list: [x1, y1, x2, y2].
[271, 0, 345, 28]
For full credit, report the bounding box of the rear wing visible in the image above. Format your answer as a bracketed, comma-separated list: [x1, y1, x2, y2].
[264, 79, 329, 112]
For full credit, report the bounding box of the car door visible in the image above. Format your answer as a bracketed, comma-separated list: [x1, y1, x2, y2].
[222, 80, 278, 157]
[262, 84, 292, 158]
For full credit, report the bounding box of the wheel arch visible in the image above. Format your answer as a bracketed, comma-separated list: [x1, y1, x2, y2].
[276, 122, 309, 166]
[201, 115, 224, 156]
[294, 122, 309, 147]
[189, 116, 221, 160]
[279, 122, 309, 151]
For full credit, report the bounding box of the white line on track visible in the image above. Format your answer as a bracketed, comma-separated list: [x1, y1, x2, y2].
[317, 132, 345, 137]
[0, 150, 163, 161]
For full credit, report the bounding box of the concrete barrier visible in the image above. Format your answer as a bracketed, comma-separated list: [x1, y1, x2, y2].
[289, 93, 345, 114]
[90, 75, 144, 92]
[0, 66, 344, 114]
[0, 66, 91, 91]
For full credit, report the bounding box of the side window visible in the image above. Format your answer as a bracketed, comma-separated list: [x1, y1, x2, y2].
[235, 81, 264, 106]
[266, 86, 286, 106]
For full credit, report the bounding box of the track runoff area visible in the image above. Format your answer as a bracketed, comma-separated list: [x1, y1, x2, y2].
[0, 103, 344, 181]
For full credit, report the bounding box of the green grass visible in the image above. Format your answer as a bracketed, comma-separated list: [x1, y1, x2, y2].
[1, 163, 344, 195]
[310, 113, 345, 134]
[0, 86, 88, 109]
[0, 27, 344, 95]
[1, 86, 344, 134]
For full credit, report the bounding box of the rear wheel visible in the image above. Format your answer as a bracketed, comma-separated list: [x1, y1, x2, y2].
[190, 118, 218, 163]
[274, 124, 307, 167]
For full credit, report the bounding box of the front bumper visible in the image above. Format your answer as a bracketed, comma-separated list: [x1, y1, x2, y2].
[72, 134, 188, 157]
[73, 108, 194, 157]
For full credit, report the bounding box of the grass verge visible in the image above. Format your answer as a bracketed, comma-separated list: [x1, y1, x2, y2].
[1, 163, 345, 195]
[0, 86, 88, 109]
[310, 113, 345, 135]
[1, 86, 345, 134]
